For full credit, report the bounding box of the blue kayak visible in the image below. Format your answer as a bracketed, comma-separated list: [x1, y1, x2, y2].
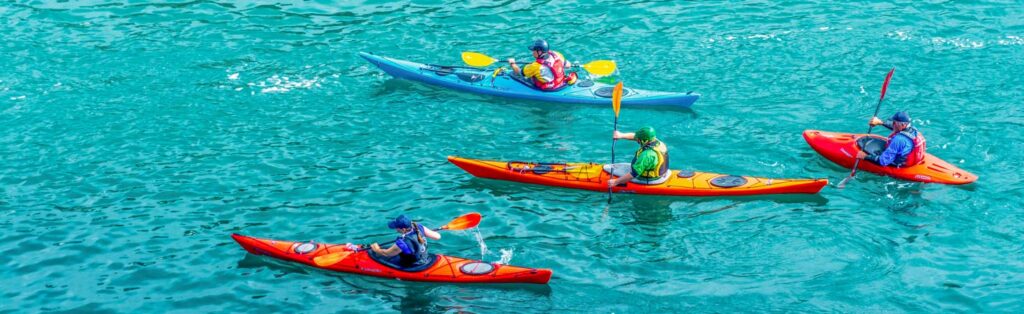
[359, 52, 699, 108]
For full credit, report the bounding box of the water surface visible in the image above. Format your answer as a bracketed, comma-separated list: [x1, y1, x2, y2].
[3, 1, 1023, 312]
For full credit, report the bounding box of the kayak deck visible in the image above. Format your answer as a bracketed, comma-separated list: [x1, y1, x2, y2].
[803, 130, 977, 185]
[448, 156, 827, 196]
[359, 52, 699, 108]
[232, 234, 552, 284]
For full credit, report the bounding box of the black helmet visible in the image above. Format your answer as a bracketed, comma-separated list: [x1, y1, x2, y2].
[528, 39, 549, 52]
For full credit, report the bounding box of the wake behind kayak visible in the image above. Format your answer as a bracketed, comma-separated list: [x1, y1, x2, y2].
[359, 52, 700, 109]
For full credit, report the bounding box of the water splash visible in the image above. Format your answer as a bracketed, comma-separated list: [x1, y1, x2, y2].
[998, 35, 1024, 46]
[886, 30, 913, 41]
[473, 228, 488, 259]
[496, 248, 514, 265]
[931, 37, 985, 49]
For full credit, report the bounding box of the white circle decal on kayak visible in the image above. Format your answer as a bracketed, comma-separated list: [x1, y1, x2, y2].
[459, 262, 496, 275]
[294, 242, 317, 254]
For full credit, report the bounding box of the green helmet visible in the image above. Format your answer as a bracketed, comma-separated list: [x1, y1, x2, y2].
[635, 126, 656, 142]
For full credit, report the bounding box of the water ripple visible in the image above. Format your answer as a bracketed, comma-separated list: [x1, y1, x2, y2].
[3, 0, 1024, 312]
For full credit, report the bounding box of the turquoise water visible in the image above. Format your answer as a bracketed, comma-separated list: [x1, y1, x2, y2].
[3, 1, 1023, 312]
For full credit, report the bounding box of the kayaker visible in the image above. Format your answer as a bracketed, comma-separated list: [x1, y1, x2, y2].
[856, 111, 927, 167]
[508, 39, 578, 90]
[608, 126, 671, 186]
[370, 215, 441, 269]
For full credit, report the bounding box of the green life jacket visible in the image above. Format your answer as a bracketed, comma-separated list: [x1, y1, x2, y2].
[631, 139, 669, 179]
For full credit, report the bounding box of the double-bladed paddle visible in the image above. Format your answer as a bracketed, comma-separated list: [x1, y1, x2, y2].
[312, 212, 482, 267]
[461, 51, 617, 76]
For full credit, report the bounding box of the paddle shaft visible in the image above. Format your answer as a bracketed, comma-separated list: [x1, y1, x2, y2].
[843, 68, 895, 184]
[846, 101, 883, 178]
[315, 213, 480, 267]
[496, 59, 591, 72]
[612, 117, 618, 164]
[607, 82, 624, 203]
[608, 116, 618, 204]
[463, 52, 615, 76]
[367, 224, 447, 250]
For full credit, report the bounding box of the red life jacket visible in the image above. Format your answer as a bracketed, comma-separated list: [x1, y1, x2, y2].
[888, 127, 926, 166]
[532, 51, 570, 90]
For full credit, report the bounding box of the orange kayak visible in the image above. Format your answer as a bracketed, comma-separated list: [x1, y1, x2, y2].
[803, 130, 976, 185]
[448, 156, 827, 196]
[231, 234, 551, 284]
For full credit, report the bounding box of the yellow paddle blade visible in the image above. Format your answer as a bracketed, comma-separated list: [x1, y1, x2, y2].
[312, 251, 355, 267]
[462, 52, 498, 67]
[612, 82, 623, 117]
[582, 60, 617, 76]
[440, 212, 482, 230]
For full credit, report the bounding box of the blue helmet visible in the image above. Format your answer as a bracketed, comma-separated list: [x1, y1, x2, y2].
[891, 111, 911, 123]
[387, 215, 412, 229]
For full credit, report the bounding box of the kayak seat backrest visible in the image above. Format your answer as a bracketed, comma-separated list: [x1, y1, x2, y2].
[857, 137, 887, 155]
[631, 171, 671, 185]
[602, 163, 631, 177]
[367, 251, 440, 273]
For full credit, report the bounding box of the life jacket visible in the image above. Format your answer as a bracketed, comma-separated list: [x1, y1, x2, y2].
[631, 139, 670, 179]
[532, 51, 575, 90]
[887, 126, 926, 166]
[394, 223, 430, 267]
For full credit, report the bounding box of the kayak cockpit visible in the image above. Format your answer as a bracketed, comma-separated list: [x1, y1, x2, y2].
[508, 73, 573, 92]
[857, 136, 887, 155]
[367, 251, 440, 272]
[602, 163, 670, 185]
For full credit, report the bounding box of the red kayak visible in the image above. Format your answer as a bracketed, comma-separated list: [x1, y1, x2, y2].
[231, 234, 552, 284]
[803, 130, 976, 184]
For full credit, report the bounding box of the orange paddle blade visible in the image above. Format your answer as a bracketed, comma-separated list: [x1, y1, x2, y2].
[612, 82, 623, 117]
[440, 212, 482, 230]
[312, 251, 355, 267]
